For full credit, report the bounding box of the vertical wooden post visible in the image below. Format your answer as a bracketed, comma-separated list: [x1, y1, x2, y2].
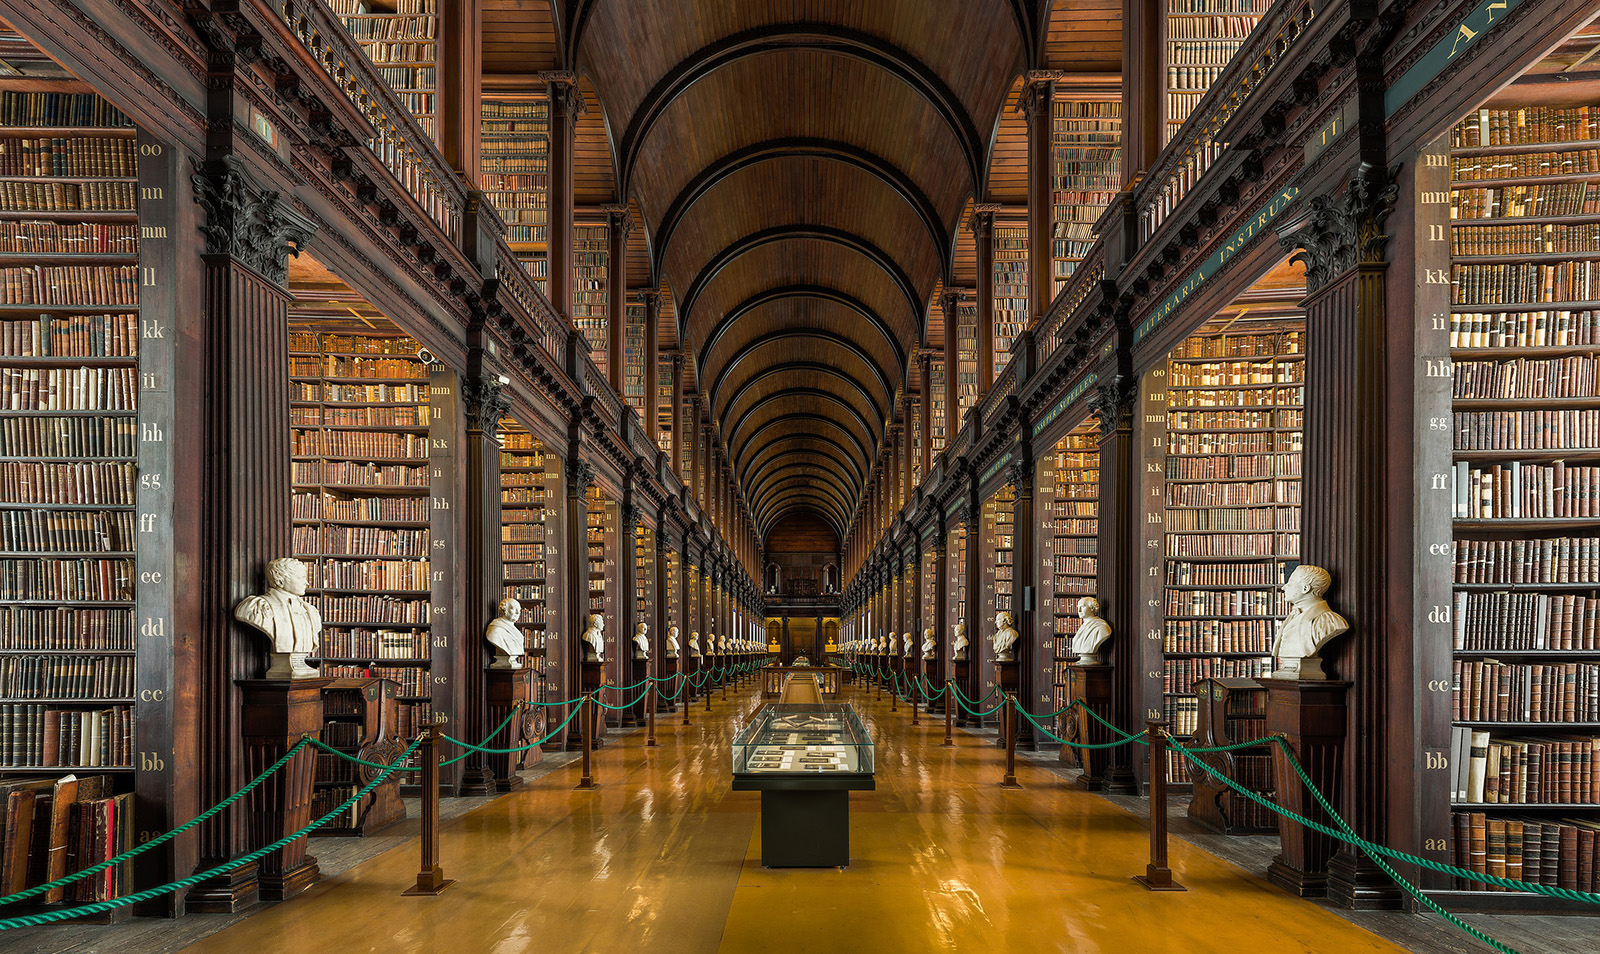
[1135, 720, 1185, 891]
[941, 291, 960, 443]
[1000, 693, 1021, 788]
[646, 681, 657, 747]
[681, 672, 691, 725]
[971, 207, 996, 396]
[575, 694, 596, 790]
[943, 680, 955, 747]
[604, 205, 629, 391]
[911, 676, 920, 725]
[402, 729, 454, 896]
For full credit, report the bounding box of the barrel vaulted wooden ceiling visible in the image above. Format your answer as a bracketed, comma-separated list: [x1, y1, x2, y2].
[482, 0, 1118, 544]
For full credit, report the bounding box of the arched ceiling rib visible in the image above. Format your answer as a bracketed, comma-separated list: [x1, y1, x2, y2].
[571, 0, 1025, 541]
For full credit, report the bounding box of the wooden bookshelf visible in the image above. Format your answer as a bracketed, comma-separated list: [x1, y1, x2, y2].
[623, 298, 646, 415]
[1444, 103, 1600, 896]
[480, 95, 549, 290]
[573, 223, 608, 369]
[1040, 421, 1099, 734]
[928, 353, 947, 453]
[1164, 0, 1271, 145]
[956, 292, 978, 415]
[325, 0, 438, 140]
[499, 418, 561, 738]
[1051, 98, 1120, 296]
[993, 225, 1026, 377]
[1158, 319, 1305, 784]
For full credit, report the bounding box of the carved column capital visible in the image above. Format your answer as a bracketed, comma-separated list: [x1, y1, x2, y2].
[567, 458, 595, 497]
[620, 503, 640, 535]
[1018, 74, 1056, 125]
[968, 205, 999, 240]
[1007, 458, 1034, 496]
[940, 289, 962, 316]
[539, 70, 586, 128]
[640, 288, 662, 314]
[462, 374, 512, 434]
[1278, 164, 1401, 294]
[1088, 374, 1137, 435]
[190, 156, 316, 288]
[602, 203, 634, 239]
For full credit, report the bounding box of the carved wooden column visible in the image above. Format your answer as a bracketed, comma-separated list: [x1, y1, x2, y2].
[188, 157, 315, 912]
[617, 500, 640, 726]
[942, 290, 961, 440]
[564, 443, 594, 738]
[920, 352, 933, 474]
[1022, 73, 1055, 322]
[1009, 456, 1040, 750]
[644, 291, 662, 444]
[903, 397, 915, 504]
[971, 207, 997, 395]
[542, 72, 581, 319]
[1122, 0, 1163, 180]
[1089, 368, 1141, 794]
[485, 667, 536, 789]
[437, 0, 481, 180]
[1276, 166, 1403, 909]
[670, 353, 685, 478]
[958, 496, 981, 724]
[458, 373, 511, 796]
[604, 205, 631, 392]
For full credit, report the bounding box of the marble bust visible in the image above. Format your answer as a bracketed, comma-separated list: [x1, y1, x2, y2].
[921, 627, 936, 660]
[485, 598, 525, 670]
[666, 625, 681, 658]
[234, 557, 322, 679]
[1270, 565, 1350, 679]
[718, 634, 728, 654]
[991, 611, 1019, 662]
[1071, 597, 1112, 665]
[689, 631, 702, 657]
[952, 623, 969, 661]
[632, 621, 650, 660]
[902, 633, 913, 657]
[581, 613, 605, 662]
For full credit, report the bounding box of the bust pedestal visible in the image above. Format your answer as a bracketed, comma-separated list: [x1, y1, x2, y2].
[1062, 664, 1114, 788]
[657, 655, 679, 712]
[1263, 677, 1351, 898]
[575, 659, 608, 750]
[952, 658, 972, 727]
[994, 660, 1019, 748]
[236, 677, 331, 902]
[624, 653, 650, 727]
[920, 655, 943, 713]
[485, 667, 538, 790]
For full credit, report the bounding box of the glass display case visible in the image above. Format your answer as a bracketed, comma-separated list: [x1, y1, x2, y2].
[732, 704, 874, 775]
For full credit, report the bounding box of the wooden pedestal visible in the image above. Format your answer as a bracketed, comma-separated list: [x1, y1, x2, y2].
[625, 655, 650, 726]
[577, 659, 608, 750]
[995, 660, 1019, 748]
[658, 656, 679, 711]
[236, 677, 331, 902]
[952, 658, 972, 726]
[1063, 664, 1114, 789]
[486, 667, 538, 791]
[1263, 677, 1350, 898]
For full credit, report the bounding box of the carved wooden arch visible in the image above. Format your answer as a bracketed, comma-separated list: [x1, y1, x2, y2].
[751, 476, 854, 526]
[697, 285, 906, 389]
[714, 360, 888, 435]
[680, 226, 922, 336]
[725, 390, 877, 473]
[717, 372, 884, 449]
[748, 465, 856, 515]
[735, 414, 873, 489]
[709, 328, 899, 421]
[614, 24, 984, 195]
[740, 434, 866, 488]
[745, 451, 859, 506]
[760, 497, 849, 541]
[652, 138, 950, 279]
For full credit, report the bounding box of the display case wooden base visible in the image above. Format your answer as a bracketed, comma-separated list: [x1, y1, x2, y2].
[995, 660, 1019, 748]
[1263, 677, 1349, 899]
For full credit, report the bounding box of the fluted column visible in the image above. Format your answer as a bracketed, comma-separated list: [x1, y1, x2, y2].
[459, 373, 511, 795]
[604, 204, 631, 392]
[971, 207, 997, 395]
[1022, 73, 1055, 321]
[541, 72, 580, 318]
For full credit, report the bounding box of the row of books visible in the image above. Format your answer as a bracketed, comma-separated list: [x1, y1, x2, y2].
[502, 524, 549, 543]
[0, 265, 136, 305]
[291, 430, 427, 459]
[1167, 362, 1298, 387]
[1448, 310, 1600, 347]
[292, 382, 429, 403]
[0, 774, 132, 903]
[1166, 589, 1287, 616]
[0, 509, 132, 553]
[0, 558, 131, 602]
[316, 628, 428, 660]
[1165, 617, 1274, 639]
[1454, 729, 1600, 804]
[0, 415, 132, 459]
[289, 355, 426, 380]
[291, 405, 430, 427]
[1451, 151, 1600, 182]
[356, 41, 435, 64]
[1452, 262, 1600, 305]
[1168, 479, 1300, 507]
[1168, 0, 1269, 11]
[1166, 561, 1287, 586]
[501, 487, 544, 504]
[1452, 356, 1600, 399]
[1165, 453, 1300, 479]
[0, 92, 130, 128]
[1163, 696, 1201, 736]
[0, 607, 130, 651]
[293, 460, 427, 487]
[316, 594, 429, 624]
[1453, 537, 1600, 584]
[1454, 591, 1600, 651]
[0, 655, 132, 699]
[0, 366, 136, 411]
[0, 221, 135, 255]
[0, 313, 138, 357]
[0, 181, 134, 213]
[1453, 461, 1600, 519]
[321, 722, 365, 748]
[1452, 183, 1600, 220]
[0, 708, 130, 770]
[1451, 813, 1600, 891]
[372, 66, 432, 90]
[1453, 410, 1600, 451]
[1452, 660, 1600, 722]
[1165, 532, 1299, 558]
[1166, 17, 1257, 39]
[341, 16, 435, 40]
[313, 559, 429, 592]
[1164, 656, 1270, 694]
[0, 137, 135, 178]
[0, 461, 133, 504]
[1454, 225, 1600, 257]
[1167, 385, 1302, 409]
[1163, 631, 1271, 654]
[1166, 507, 1298, 531]
[293, 526, 428, 557]
[292, 492, 428, 523]
[1169, 408, 1302, 429]
[1171, 332, 1302, 358]
[1169, 432, 1296, 454]
[1452, 107, 1600, 148]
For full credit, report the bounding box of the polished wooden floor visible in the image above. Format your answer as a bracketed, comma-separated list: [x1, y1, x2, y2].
[175, 680, 1406, 954]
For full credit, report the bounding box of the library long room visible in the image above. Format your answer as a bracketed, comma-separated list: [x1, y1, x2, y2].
[0, 1, 1597, 953]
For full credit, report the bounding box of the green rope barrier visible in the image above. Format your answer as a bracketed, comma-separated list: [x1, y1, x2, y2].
[1077, 702, 1149, 745]
[1016, 707, 1141, 751]
[602, 677, 651, 694]
[0, 736, 314, 908]
[0, 733, 425, 929]
[440, 701, 534, 766]
[593, 689, 653, 712]
[438, 702, 584, 756]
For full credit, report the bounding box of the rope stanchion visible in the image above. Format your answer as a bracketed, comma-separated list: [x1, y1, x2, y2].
[1016, 706, 1133, 750]
[1000, 693, 1021, 789]
[890, 671, 898, 712]
[910, 675, 920, 725]
[682, 671, 692, 725]
[576, 693, 596, 791]
[942, 679, 954, 747]
[1133, 720, 1184, 892]
[401, 727, 453, 897]
[646, 680, 657, 748]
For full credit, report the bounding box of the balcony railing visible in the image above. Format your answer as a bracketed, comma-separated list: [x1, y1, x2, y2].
[1039, 244, 1105, 362]
[494, 254, 569, 367]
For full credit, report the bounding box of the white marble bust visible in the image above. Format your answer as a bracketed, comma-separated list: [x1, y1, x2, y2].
[689, 631, 702, 657]
[921, 627, 936, 660]
[1271, 565, 1350, 679]
[991, 611, 1019, 662]
[952, 623, 969, 661]
[485, 598, 525, 670]
[666, 625, 681, 658]
[632, 621, 650, 660]
[235, 557, 322, 679]
[1071, 597, 1112, 665]
[581, 613, 605, 662]
[718, 634, 728, 654]
[902, 633, 913, 657]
